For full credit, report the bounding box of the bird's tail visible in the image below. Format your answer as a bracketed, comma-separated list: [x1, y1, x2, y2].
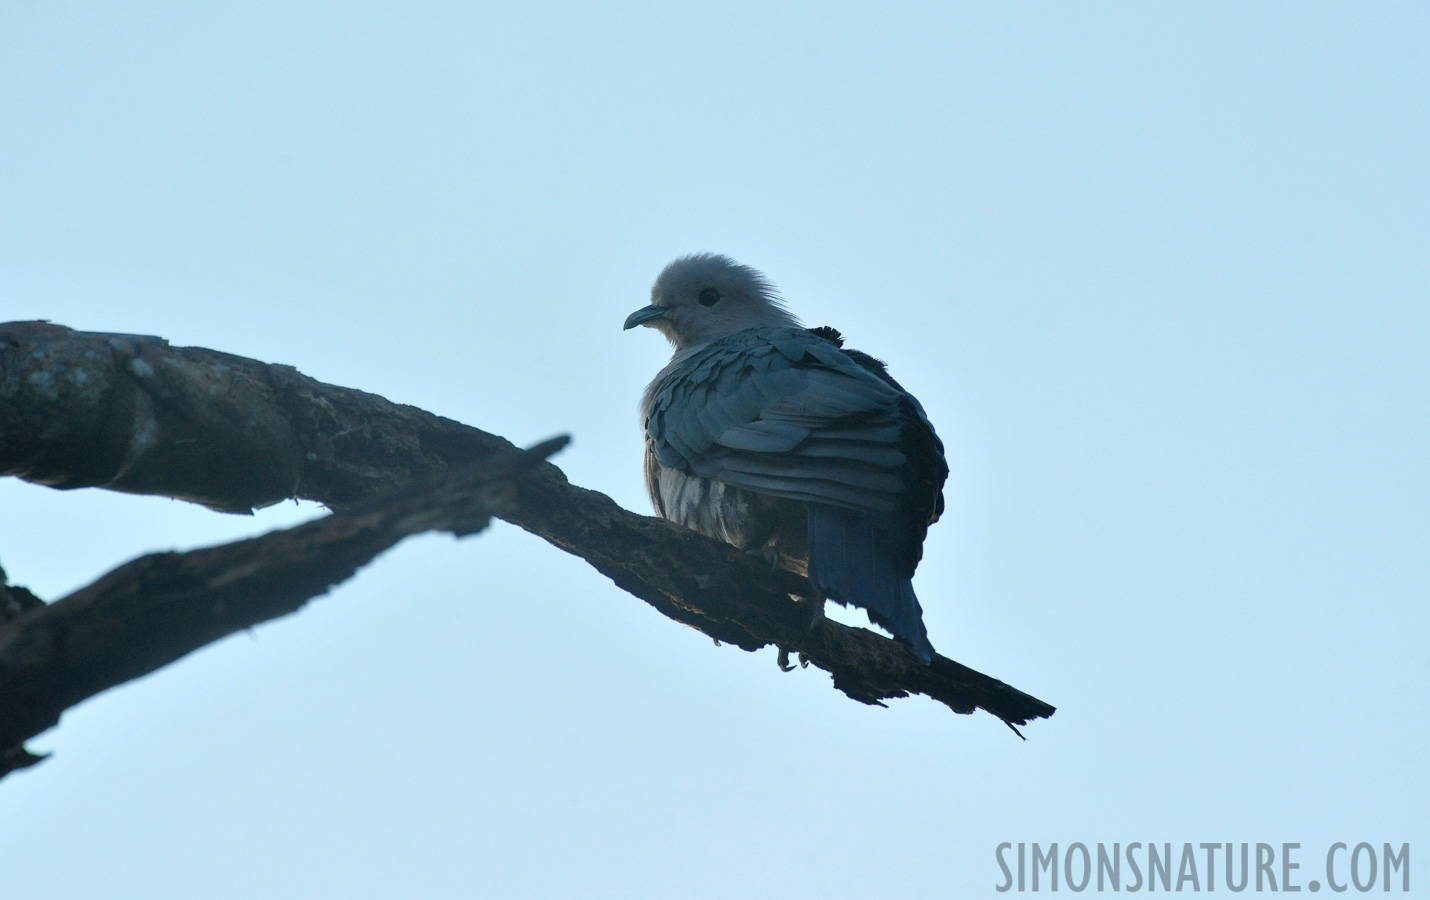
[806, 506, 935, 664]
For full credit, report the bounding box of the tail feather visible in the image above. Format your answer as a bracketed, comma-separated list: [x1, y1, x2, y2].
[806, 505, 934, 663]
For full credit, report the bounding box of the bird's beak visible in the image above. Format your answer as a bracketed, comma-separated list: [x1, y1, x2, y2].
[623, 305, 667, 330]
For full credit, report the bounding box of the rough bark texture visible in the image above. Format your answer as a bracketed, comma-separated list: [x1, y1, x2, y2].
[0, 321, 1054, 774]
[0, 440, 565, 779]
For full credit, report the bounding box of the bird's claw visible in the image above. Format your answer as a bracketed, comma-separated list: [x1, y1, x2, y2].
[802, 598, 826, 636]
[777, 647, 796, 672]
[746, 545, 782, 570]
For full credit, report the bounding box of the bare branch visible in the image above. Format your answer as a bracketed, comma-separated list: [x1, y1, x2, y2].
[0, 321, 1054, 741]
[0, 438, 568, 779]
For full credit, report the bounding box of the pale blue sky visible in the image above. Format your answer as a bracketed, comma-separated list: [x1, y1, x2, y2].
[2, 3, 1426, 897]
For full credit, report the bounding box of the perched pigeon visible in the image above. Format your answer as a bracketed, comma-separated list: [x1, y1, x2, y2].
[624, 253, 947, 663]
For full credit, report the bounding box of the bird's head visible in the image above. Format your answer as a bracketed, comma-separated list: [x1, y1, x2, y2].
[624, 253, 799, 350]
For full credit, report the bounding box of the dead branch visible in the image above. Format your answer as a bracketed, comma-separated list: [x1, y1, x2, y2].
[0, 438, 567, 779]
[0, 320, 1054, 761]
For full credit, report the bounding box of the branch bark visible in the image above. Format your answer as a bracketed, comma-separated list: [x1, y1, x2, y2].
[0, 321, 1054, 766]
[0, 439, 566, 779]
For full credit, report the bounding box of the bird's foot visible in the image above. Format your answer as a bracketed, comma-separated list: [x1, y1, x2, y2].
[776, 598, 825, 671]
[746, 545, 782, 570]
[801, 596, 826, 636]
[781, 598, 823, 669]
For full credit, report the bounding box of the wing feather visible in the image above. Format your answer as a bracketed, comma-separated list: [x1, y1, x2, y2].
[643, 328, 918, 515]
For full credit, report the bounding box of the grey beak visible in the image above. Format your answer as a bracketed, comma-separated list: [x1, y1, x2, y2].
[623, 305, 667, 330]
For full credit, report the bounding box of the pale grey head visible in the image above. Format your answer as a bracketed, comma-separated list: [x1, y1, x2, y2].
[624, 253, 800, 351]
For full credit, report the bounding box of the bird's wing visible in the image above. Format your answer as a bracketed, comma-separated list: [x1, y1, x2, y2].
[645, 328, 914, 514]
[813, 330, 949, 570]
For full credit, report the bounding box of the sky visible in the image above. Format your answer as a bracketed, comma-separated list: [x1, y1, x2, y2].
[1, 3, 1426, 897]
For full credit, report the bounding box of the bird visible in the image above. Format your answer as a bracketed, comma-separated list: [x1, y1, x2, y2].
[624, 253, 948, 663]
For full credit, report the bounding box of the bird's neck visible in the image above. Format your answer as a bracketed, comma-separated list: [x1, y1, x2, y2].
[670, 309, 801, 353]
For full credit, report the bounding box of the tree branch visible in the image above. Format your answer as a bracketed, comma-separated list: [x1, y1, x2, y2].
[0, 438, 567, 779]
[0, 320, 1054, 753]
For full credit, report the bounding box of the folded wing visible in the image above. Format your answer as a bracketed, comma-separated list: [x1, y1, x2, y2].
[646, 329, 913, 514]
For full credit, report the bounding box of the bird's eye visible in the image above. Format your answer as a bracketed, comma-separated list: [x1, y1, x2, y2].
[698, 288, 721, 307]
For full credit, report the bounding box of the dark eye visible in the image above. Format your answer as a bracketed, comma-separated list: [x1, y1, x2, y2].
[698, 288, 721, 307]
